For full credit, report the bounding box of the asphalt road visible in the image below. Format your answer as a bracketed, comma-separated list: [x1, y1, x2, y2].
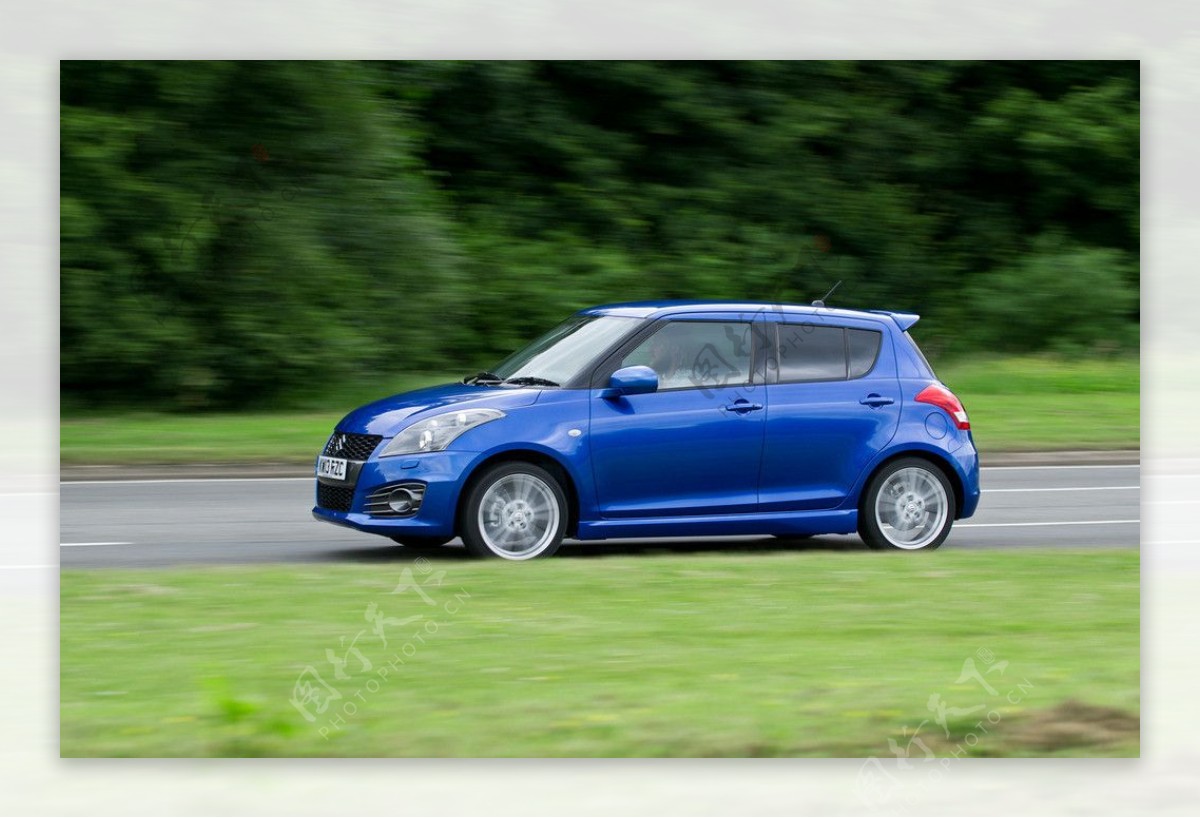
[56, 464, 1140, 569]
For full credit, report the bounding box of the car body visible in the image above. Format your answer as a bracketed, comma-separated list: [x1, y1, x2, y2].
[313, 301, 980, 559]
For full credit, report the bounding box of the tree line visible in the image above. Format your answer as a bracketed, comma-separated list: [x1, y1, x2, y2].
[61, 60, 1139, 408]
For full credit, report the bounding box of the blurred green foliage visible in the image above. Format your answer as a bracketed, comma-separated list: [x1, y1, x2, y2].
[61, 61, 1139, 409]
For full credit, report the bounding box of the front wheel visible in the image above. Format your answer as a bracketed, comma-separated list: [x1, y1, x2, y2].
[459, 462, 568, 560]
[859, 458, 956, 551]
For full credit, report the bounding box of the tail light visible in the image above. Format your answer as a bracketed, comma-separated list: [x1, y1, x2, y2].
[915, 383, 970, 430]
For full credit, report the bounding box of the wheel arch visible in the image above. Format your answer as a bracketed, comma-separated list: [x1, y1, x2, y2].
[457, 448, 581, 537]
[855, 448, 966, 520]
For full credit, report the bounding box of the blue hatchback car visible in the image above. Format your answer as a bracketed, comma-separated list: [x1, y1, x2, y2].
[313, 301, 980, 559]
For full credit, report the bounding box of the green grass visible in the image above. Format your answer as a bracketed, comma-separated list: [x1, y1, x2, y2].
[60, 549, 1139, 757]
[60, 373, 457, 465]
[60, 356, 1138, 465]
[60, 411, 350, 466]
[936, 355, 1138, 452]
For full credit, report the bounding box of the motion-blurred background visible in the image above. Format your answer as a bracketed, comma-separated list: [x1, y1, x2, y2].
[57, 59, 1141, 761]
[61, 60, 1138, 420]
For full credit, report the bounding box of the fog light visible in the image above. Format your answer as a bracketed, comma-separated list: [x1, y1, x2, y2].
[365, 482, 426, 518]
[387, 487, 417, 514]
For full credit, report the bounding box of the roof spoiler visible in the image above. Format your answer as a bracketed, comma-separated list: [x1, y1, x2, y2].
[867, 309, 920, 332]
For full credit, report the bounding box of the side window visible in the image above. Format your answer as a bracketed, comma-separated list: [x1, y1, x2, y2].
[619, 321, 753, 391]
[847, 329, 883, 378]
[777, 324, 846, 382]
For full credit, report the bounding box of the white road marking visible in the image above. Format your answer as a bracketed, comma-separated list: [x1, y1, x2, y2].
[958, 519, 1139, 528]
[985, 486, 1139, 493]
[58, 464, 1146, 486]
[983, 464, 1139, 470]
[61, 477, 314, 485]
[60, 542, 134, 547]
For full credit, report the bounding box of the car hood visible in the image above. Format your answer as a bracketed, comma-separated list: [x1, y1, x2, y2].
[336, 382, 542, 437]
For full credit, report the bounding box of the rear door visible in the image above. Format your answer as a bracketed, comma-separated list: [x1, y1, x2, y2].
[758, 314, 902, 511]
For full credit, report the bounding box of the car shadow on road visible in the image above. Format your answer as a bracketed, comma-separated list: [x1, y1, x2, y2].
[560, 536, 866, 559]
[320, 535, 867, 564]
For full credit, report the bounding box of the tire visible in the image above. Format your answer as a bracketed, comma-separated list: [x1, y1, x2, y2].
[859, 457, 956, 551]
[459, 462, 568, 560]
[389, 535, 453, 550]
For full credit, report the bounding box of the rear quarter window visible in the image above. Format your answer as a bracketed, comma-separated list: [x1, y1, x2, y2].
[847, 329, 882, 378]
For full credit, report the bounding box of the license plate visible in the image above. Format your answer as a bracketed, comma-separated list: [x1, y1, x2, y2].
[317, 456, 348, 481]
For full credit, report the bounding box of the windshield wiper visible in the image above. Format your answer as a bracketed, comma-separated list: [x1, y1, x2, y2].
[463, 371, 503, 385]
[503, 376, 560, 387]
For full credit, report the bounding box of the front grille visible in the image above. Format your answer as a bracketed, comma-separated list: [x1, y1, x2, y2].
[317, 483, 356, 513]
[323, 432, 383, 461]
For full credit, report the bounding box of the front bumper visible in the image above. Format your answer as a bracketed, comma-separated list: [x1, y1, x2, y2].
[312, 450, 479, 538]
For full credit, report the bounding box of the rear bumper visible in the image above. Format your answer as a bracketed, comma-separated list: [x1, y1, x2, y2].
[954, 439, 982, 519]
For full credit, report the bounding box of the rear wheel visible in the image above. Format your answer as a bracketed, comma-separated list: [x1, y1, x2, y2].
[459, 462, 567, 560]
[859, 458, 956, 551]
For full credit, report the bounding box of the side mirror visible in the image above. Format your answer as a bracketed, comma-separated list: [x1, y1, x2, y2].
[602, 365, 659, 398]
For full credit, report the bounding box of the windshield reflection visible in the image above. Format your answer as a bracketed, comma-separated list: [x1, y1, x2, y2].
[491, 315, 639, 386]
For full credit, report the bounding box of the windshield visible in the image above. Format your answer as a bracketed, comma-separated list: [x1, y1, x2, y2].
[490, 314, 640, 385]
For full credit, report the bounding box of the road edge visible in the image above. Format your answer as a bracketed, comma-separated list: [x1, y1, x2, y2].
[59, 449, 1141, 481]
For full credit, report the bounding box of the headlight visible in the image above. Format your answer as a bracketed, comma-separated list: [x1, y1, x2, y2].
[379, 408, 505, 457]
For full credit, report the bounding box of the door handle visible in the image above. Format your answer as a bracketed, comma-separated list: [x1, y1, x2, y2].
[860, 394, 895, 407]
[723, 399, 764, 414]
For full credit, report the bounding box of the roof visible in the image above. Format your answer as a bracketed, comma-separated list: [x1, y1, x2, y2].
[580, 300, 919, 331]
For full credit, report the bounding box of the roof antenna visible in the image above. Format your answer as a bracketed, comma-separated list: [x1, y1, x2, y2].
[812, 280, 842, 308]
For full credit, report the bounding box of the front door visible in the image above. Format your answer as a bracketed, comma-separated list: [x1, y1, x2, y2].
[589, 317, 767, 518]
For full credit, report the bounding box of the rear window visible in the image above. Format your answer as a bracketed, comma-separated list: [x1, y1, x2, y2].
[776, 324, 884, 383]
